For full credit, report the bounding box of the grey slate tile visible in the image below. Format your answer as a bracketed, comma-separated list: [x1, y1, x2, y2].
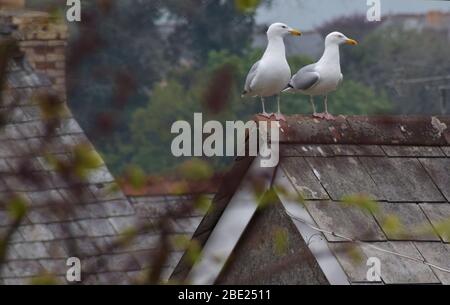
[2, 261, 42, 278]
[108, 216, 139, 234]
[361, 157, 445, 202]
[305, 201, 386, 241]
[77, 219, 116, 237]
[281, 158, 329, 200]
[285, 145, 334, 157]
[86, 166, 115, 184]
[306, 157, 383, 200]
[420, 203, 450, 242]
[13, 242, 50, 259]
[19, 224, 55, 241]
[328, 242, 374, 283]
[373, 203, 440, 241]
[47, 222, 86, 239]
[26, 190, 65, 206]
[382, 146, 444, 157]
[441, 146, 450, 157]
[169, 217, 203, 235]
[89, 183, 126, 202]
[361, 242, 440, 284]
[419, 158, 450, 201]
[415, 242, 450, 284]
[330, 242, 440, 284]
[330, 145, 385, 156]
[124, 234, 160, 252]
[96, 272, 131, 285]
[85, 200, 135, 218]
[55, 118, 83, 135]
[39, 259, 67, 276]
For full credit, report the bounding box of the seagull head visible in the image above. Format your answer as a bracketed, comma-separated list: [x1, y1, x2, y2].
[325, 32, 358, 47]
[267, 23, 302, 39]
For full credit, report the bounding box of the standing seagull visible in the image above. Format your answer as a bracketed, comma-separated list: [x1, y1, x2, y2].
[284, 32, 357, 120]
[242, 23, 301, 121]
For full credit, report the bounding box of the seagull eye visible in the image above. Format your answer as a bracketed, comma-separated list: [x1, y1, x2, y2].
[282, 26, 287, 29]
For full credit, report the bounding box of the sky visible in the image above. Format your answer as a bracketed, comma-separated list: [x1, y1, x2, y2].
[256, 0, 450, 30]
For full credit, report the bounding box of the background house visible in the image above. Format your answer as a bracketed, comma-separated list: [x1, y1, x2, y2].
[0, 8, 207, 284]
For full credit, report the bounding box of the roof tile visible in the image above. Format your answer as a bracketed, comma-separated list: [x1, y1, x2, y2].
[382, 146, 444, 157]
[12, 242, 50, 259]
[19, 224, 55, 241]
[420, 203, 450, 242]
[415, 242, 450, 284]
[442, 147, 450, 157]
[77, 219, 116, 237]
[306, 157, 383, 200]
[330, 145, 385, 156]
[361, 157, 445, 202]
[373, 203, 440, 241]
[305, 201, 385, 242]
[331, 242, 440, 284]
[419, 158, 450, 201]
[280, 158, 329, 200]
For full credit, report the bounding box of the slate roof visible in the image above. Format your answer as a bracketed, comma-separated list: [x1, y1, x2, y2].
[0, 49, 206, 284]
[173, 115, 450, 285]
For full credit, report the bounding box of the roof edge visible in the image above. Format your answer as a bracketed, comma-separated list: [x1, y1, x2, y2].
[255, 115, 450, 146]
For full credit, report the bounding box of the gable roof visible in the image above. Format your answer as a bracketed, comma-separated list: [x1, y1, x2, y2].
[172, 115, 450, 285]
[0, 46, 206, 284]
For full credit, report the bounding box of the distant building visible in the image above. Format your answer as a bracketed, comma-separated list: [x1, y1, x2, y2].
[382, 11, 450, 39]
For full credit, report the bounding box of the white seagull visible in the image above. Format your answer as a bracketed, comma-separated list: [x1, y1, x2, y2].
[284, 31, 358, 120]
[242, 22, 301, 121]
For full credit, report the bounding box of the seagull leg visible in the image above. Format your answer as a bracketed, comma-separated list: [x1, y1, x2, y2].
[260, 98, 270, 118]
[310, 96, 320, 118]
[275, 95, 286, 121]
[323, 95, 335, 120]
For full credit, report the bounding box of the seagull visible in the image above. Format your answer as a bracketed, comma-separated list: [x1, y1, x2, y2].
[242, 22, 302, 121]
[284, 32, 358, 120]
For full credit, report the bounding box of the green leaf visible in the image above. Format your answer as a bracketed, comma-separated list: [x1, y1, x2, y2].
[30, 274, 60, 285]
[125, 165, 146, 190]
[73, 144, 104, 178]
[7, 194, 28, 221]
[178, 159, 213, 181]
[433, 219, 450, 241]
[273, 227, 288, 256]
[382, 214, 404, 236]
[235, 0, 261, 13]
[342, 194, 379, 215]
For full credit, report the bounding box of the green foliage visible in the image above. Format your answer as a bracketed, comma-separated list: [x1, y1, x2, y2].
[273, 227, 289, 256]
[178, 159, 214, 182]
[345, 26, 450, 114]
[7, 194, 28, 221]
[235, 0, 261, 13]
[342, 194, 379, 215]
[72, 144, 104, 179]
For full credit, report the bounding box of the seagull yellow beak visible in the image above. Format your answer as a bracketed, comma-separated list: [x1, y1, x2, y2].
[345, 38, 358, 45]
[289, 29, 302, 36]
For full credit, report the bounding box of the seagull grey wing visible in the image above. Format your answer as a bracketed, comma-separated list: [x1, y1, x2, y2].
[289, 64, 320, 91]
[243, 61, 260, 95]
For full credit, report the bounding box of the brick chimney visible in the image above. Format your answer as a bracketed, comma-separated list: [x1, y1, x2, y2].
[0, 0, 25, 9]
[0, 8, 68, 101]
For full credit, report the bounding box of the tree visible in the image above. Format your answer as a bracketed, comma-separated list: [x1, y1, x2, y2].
[345, 26, 450, 114]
